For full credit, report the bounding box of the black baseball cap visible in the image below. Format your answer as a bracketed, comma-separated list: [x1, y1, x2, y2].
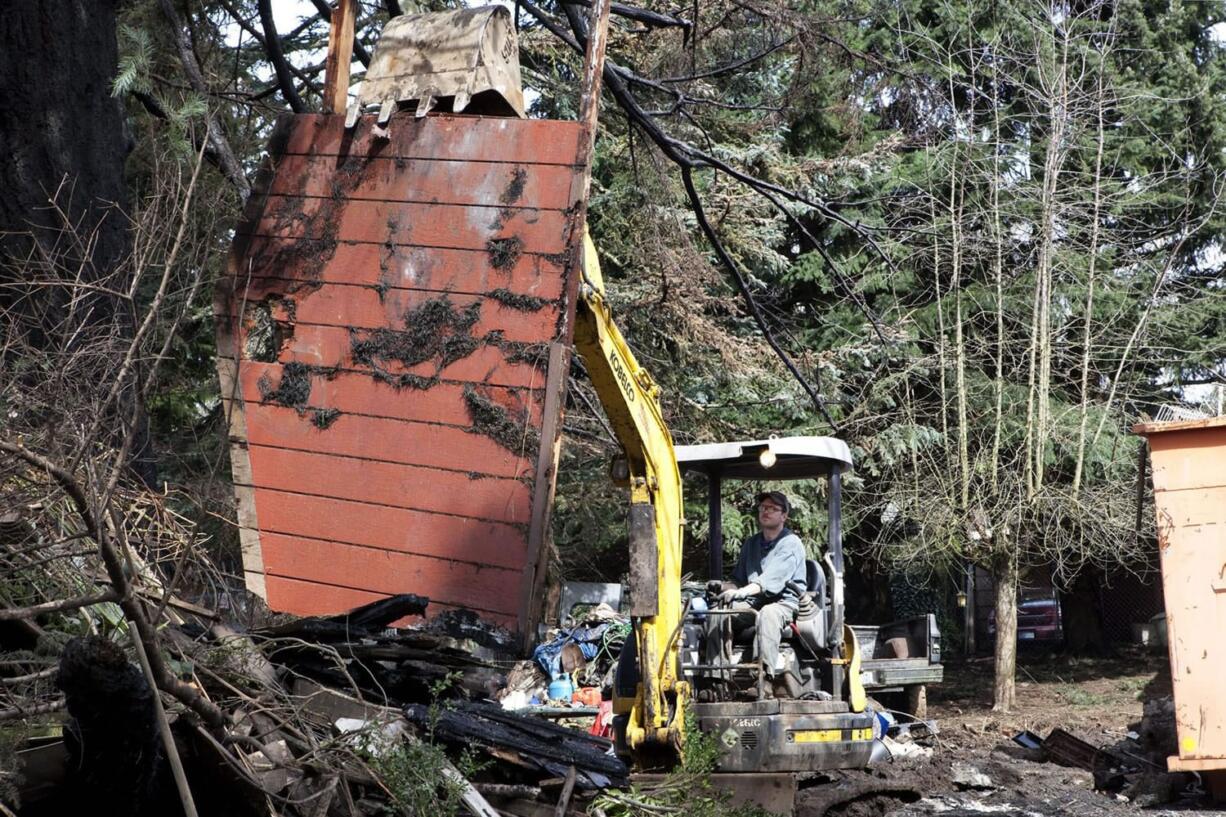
[755, 491, 790, 514]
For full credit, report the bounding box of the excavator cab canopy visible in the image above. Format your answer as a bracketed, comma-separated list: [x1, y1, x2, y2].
[676, 436, 852, 480]
[675, 435, 852, 581]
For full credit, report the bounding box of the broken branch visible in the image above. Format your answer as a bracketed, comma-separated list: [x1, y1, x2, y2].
[0, 590, 119, 621]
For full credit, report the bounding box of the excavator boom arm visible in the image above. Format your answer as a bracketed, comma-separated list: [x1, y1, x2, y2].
[572, 236, 687, 755]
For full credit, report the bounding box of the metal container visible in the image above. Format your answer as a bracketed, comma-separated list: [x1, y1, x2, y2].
[1135, 416, 1226, 785]
[215, 111, 586, 640]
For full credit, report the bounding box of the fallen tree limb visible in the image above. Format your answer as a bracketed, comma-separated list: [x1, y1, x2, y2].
[0, 699, 65, 721]
[0, 439, 229, 730]
[0, 667, 58, 685]
[0, 591, 119, 621]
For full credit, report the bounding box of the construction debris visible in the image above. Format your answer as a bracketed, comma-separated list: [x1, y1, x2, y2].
[1043, 727, 1106, 772]
[6, 570, 625, 816]
[949, 762, 995, 790]
[404, 701, 627, 790]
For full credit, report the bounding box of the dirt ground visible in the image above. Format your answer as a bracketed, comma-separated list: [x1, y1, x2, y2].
[795, 646, 1223, 817]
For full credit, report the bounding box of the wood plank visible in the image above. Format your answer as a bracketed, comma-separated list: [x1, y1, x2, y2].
[277, 113, 584, 167]
[241, 196, 568, 255]
[238, 244, 565, 300]
[263, 575, 518, 629]
[267, 153, 576, 211]
[242, 446, 533, 524]
[246, 489, 527, 569]
[214, 355, 268, 599]
[274, 328, 551, 389]
[521, 343, 571, 643]
[236, 363, 544, 429]
[260, 534, 523, 616]
[322, 0, 356, 114]
[229, 286, 559, 342]
[240, 406, 536, 478]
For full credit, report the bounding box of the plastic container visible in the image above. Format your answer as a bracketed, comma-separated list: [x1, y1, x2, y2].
[547, 674, 574, 702]
[574, 686, 601, 707]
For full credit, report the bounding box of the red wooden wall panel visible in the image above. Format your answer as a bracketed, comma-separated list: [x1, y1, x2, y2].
[216, 112, 582, 636]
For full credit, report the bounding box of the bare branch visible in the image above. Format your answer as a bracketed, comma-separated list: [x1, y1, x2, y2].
[0, 699, 65, 722]
[214, 0, 324, 96]
[257, 0, 307, 112]
[0, 667, 58, 685]
[658, 37, 791, 83]
[681, 167, 836, 426]
[0, 591, 119, 621]
[157, 0, 252, 200]
[0, 439, 229, 729]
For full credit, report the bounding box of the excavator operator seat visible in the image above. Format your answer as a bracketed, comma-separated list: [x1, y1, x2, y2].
[806, 558, 825, 609]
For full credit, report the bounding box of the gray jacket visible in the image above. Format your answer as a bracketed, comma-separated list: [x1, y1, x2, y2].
[732, 527, 806, 608]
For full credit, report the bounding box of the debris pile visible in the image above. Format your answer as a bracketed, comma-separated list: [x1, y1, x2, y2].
[0, 476, 625, 817]
[10, 588, 628, 817]
[1005, 718, 1201, 807]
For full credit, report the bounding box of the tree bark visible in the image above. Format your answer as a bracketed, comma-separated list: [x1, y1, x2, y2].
[0, 0, 129, 335]
[992, 556, 1018, 712]
[0, 0, 158, 486]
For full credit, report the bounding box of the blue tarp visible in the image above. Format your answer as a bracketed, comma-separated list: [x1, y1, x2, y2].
[532, 622, 611, 678]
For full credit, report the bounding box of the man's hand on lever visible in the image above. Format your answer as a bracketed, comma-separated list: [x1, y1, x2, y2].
[717, 582, 761, 605]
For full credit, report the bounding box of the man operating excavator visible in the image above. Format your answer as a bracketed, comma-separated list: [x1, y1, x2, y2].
[705, 490, 809, 699]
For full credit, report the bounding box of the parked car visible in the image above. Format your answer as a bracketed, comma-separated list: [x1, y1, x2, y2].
[988, 595, 1063, 643]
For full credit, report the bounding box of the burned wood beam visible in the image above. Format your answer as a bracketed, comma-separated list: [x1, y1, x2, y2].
[330, 593, 430, 629]
[405, 701, 628, 790]
[253, 593, 429, 640]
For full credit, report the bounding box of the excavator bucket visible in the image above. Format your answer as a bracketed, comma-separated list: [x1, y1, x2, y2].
[348, 5, 526, 126]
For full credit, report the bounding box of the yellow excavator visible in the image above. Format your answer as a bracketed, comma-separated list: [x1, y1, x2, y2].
[576, 238, 885, 772]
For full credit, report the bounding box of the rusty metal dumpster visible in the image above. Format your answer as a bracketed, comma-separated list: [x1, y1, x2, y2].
[215, 112, 586, 638]
[1135, 416, 1226, 789]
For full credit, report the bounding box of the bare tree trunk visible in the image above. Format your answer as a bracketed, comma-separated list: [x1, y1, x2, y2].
[1071, 55, 1109, 493]
[946, 60, 969, 514]
[0, 0, 158, 487]
[1031, 26, 1069, 495]
[988, 36, 1005, 499]
[1022, 275, 1042, 497]
[992, 554, 1018, 712]
[0, 0, 129, 322]
[931, 194, 951, 465]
